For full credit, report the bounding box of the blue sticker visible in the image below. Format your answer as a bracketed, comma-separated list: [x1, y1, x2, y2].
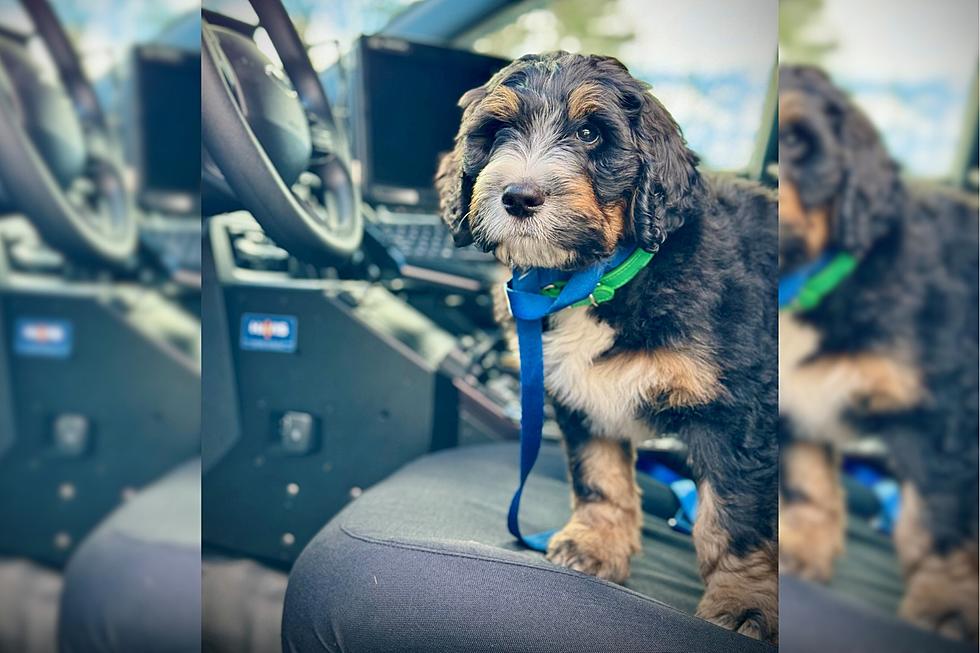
[240, 313, 298, 353]
[13, 318, 74, 359]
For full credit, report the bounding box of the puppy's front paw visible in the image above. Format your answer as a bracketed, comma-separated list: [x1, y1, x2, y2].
[900, 547, 979, 642]
[778, 497, 844, 583]
[546, 518, 638, 584]
[697, 567, 779, 643]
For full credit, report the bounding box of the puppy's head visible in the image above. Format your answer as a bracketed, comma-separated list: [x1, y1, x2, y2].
[436, 52, 702, 270]
[778, 65, 901, 271]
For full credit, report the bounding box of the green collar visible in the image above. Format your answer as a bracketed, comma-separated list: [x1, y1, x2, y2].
[540, 248, 654, 308]
[782, 252, 858, 313]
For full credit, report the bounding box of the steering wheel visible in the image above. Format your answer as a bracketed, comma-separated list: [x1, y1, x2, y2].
[0, 1, 136, 267]
[201, 0, 362, 265]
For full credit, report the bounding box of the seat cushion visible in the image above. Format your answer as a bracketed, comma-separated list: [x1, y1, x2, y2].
[780, 574, 975, 653]
[779, 499, 975, 653]
[59, 459, 201, 653]
[283, 442, 774, 653]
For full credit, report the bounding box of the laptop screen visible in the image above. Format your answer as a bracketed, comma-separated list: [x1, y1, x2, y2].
[356, 37, 507, 210]
[133, 45, 201, 216]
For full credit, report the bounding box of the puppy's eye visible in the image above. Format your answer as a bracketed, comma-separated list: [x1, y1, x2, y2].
[576, 125, 600, 144]
[782, 124, 815, 162]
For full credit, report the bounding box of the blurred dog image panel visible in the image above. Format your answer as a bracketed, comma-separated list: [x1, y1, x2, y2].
[437, 51, 779, 642]
[0, 1, 201, 652]
[777, 0, 979, 645]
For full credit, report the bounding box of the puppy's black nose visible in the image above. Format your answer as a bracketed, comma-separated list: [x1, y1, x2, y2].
[501, 183, 545, 217]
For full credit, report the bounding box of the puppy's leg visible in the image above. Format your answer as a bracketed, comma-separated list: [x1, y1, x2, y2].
[894, 482, 979, 642]
[778, 439, 845, 582]
[546, 404, 641, 584]
[687, 416, 778, 643]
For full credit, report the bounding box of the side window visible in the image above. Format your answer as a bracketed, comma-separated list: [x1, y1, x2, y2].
[780, 0, 978, 180]
[455, 0, 777, 173]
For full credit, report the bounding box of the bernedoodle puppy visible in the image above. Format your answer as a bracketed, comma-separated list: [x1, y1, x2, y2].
[778, 64, 978, 641]
[436, 51, 778, 642]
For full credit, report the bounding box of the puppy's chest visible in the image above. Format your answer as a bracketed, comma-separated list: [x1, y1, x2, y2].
[779, 313, 921, 442]
[541, 308, 720, 440]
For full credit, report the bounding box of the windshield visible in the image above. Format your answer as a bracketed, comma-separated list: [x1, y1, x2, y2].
[0, 0, 199, 134]
[44, 0, 198, 79]
[456, 0, 777, 172]
[205, 0, 422, 71]
[780, 0, 978, 179]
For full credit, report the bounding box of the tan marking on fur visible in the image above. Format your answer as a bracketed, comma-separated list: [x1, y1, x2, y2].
[804, 353, 922, 411]
[694, 482, 778, 642]
[544, 308, 720, 440]
[692, 482, 730, 577]
[561, 176, 626, 252]
[575, 438, 636, 510]
[547, 439, 641, 583]
[895, 483, 979, 641]
[642, 349, 722, 408]
[779, 313, 922, 442]
[894, 483, 933, 578]
[779, 180, 831, 258]
[563, 174, 603, 219]
[480, 85, 520, 119]
[778, 91, 807, 126]
[568, 82, 606, 120]
[779, 442, 845, 582]
[600, 201, 627, 251]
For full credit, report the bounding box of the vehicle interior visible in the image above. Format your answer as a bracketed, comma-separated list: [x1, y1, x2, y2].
[199, 0, 781, 650]
[0, 0, 201, 649]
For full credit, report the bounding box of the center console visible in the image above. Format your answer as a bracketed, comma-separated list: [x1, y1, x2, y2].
[0, 216, 200, 566]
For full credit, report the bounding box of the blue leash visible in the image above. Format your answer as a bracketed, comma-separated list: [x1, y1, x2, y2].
[845, 461, 902, 535]
[505, 245, 635, 551]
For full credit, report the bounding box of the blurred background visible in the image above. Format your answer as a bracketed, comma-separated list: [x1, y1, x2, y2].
[781, 0, 978, 186]
[209, 0, 776, 173]
[778, 1, 978, 652]
[0, 0, 200, 651]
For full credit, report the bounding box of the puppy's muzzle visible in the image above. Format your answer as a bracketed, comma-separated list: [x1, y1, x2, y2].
[501, 181, 545, 218]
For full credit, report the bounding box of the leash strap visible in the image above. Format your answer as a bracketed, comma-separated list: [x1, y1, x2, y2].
[505, 246, 644, 551]
[645, 463, 699, 535]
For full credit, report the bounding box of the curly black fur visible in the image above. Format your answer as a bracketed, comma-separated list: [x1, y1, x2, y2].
[595, 174, 778, 555]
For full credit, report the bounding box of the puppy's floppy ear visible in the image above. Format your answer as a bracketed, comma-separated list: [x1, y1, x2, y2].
[630, 89, 703, 253]
[834, 101, 902, 255]
[435, 86, 487, 247]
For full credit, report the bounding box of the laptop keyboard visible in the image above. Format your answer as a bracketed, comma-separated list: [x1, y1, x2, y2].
[371, 208, 496, 265]
[374, 222, 493, 262]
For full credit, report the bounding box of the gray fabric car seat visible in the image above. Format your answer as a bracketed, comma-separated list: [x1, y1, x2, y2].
[282, 442, 775, 653]
[779, 482, 976, 653]
[58, 459, 201, 653]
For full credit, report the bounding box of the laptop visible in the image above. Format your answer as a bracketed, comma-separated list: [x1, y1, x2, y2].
[353, 36, 508, 290]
